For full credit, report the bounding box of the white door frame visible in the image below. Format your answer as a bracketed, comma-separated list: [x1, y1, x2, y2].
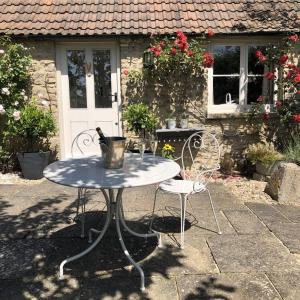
[56, 41, 122, 158]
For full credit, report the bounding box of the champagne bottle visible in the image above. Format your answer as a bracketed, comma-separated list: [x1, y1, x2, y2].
[96, 127, 106, 144]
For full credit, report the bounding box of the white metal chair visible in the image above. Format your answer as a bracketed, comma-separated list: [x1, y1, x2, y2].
[71, 129, 102, 238]
[149, 130, 222, 249]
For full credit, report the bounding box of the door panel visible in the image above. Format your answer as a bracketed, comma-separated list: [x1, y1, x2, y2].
[59, 44, 120, 157]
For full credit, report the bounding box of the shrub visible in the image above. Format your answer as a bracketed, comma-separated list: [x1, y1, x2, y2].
[246, 143, 283, 165]
[4, 100, 56, 153]
[283, 138, 300, 163]
[123, 103, 157, 137]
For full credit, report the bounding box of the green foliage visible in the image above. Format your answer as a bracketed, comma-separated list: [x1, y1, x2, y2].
[246, 143, 283, 165]
[283, 138, 300, 162]
[123, 103, 157, 137]
[0, 36, 32, 110]
[4, 101, 56, 152]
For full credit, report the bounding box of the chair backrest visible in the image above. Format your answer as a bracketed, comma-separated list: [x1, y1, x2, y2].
[179, 130, 220, 186]
[71, 129, 102, 157]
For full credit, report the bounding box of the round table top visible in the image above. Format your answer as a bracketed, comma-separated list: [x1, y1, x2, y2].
[43, 153, 180, 189]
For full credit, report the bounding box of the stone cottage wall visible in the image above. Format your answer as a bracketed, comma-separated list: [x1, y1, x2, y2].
[24, 40, 59, 155]
[119, 37, 261, 168]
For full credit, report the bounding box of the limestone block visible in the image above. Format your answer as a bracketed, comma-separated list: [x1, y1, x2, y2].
[253, 172, 270, 182]
[256, 161, 281, 176]
[265, 162, 300, 204]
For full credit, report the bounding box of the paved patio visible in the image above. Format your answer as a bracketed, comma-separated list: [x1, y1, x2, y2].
[0, 180, 299, 299]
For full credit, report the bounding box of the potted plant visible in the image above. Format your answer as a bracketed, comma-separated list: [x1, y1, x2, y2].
[166, 111, 176, 129]
[123, 103, 157, 138]
[179, 114, 188, 129]
[4, 100, 56, 179]
[246, 143, 284, 177]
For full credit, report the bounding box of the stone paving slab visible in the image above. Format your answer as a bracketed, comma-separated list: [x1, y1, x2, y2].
[0, 274, 178, 300]
[223, 210, 270, 235]
[207, 234, 300, 273]
[265, 222, 300, 254]
[273, 205, 300, 223]
[266, 272, 300, 300]
[246, 202, 291, 225]
[176, 273, 282, 300]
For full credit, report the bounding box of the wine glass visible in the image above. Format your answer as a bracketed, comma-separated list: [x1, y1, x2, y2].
[150, 139, 158, 158]
[138, 140, 146, 160]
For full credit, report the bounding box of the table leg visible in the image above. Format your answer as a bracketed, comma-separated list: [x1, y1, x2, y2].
[115, 188, 146, 291]
[59, 189, 112, 279]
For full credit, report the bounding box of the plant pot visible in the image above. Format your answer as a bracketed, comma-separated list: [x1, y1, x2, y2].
[180, 118, 188, 129]
[17, 151, 50, 179]
[256, 160, 281, 176]
[167, 119, 176, 129]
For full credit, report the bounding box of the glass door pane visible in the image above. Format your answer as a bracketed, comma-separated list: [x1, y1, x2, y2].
[67, 50, 87, 108]
[93, 50, 112, 108]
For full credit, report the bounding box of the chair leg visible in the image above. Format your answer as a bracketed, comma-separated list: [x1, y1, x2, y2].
[180, 194, 187, 249]
[149, 187, 160, 232]
[207, 189, 222, 234]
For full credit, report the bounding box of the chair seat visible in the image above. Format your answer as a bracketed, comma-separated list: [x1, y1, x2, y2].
[159, 179, 206, 194]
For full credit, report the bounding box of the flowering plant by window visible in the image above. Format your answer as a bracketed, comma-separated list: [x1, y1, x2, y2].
[248, 33, 300, 147]
[146, 31, 214, 77]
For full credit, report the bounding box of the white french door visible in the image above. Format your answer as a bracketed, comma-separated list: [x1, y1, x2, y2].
[58, 43, 121, 157]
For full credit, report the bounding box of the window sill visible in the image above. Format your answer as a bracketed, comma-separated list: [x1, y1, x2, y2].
[206, 111, 249, 120]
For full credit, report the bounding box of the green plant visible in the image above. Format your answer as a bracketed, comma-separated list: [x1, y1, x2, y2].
[4, 100, 56, 153]
[123, 103, 157, 137]
[246, 143, 283, 165]
[161, 143, 175, 159]
[283, 138, 300, 163]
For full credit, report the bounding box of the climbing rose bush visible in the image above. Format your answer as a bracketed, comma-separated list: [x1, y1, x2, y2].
[248, 33, 300, 147]
[146, 30, 214, 77]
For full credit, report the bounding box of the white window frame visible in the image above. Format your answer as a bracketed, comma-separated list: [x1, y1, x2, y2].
[207, 40, 276, 116]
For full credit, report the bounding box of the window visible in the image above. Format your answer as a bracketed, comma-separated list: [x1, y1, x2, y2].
[208, 43, 274, 114]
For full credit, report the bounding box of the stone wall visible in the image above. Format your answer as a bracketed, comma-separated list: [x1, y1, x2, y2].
[25, 40, 59, 155]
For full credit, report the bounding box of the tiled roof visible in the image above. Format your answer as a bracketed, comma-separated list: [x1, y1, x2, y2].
[0, 0, 299, 36]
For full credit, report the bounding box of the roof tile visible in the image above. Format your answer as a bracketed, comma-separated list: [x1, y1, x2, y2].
[0, 0, 299, 36]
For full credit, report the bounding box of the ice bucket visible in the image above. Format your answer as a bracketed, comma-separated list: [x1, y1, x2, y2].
[100, 137, 126, 169]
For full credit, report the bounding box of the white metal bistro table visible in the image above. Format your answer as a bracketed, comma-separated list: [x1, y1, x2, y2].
[43, 153, 180, 291]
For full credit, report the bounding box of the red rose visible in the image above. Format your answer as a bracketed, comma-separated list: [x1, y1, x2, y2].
[176, 31, 187, 43]
[159, 41, 166, 49]
[257, 95, 264, 102]
[279, 54, 288, 65]
[263, 113, 270, 121]
[288, 34, 299, 43]
[292, 114, 300, 122]
[264, 71, 276, 80]
[187, 50, 194, 57]
[275, 100, 282, 108]
[255, 50, 267, 63]
[207, 29, 215, 37]
[296, 90, 300, 94]
[203, 52, 214, 68]
[170, 48, 177, 56]
[123, 69, 129, 76]
[179, 41, 189, 52]
[294, 73, 300, 83]
[255, 50, 262, 57]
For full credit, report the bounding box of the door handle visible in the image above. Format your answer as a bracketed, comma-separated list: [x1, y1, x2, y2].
[111, 92, 118, 102]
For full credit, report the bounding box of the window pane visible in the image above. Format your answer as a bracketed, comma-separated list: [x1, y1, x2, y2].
[213, 45, 240, 75]
[247, 76, 263, 104]
[93, 50, 112, 108]
[67, 50, 87, 108]
[248, 76, 274, 104]
[213, 77, 239, 105]
[248, 46, 266, 75]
